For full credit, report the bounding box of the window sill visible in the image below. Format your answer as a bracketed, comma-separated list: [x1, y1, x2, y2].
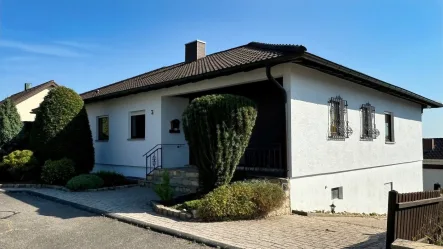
[127, 138, 145, 141]
[95, 140, 109, 142]
[385, 141, 396, 144]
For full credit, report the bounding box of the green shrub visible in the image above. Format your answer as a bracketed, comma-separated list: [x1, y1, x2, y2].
[66, 174, 104, 191]
[41, 158, 76, 185]
[178, 199, 203, 211]
[0, 98, 23, 150]
[3, 150, 38, 181]
[154, 170, 174, 201]
[196, 180, 285, 221]
[93, 171, 127, 187]
[182, 94, 257, 193]
[30, 87, 94, 174]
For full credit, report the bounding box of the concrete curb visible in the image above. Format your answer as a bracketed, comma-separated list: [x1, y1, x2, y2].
[1, 189, 242, 249]
[0, 183, 139, 192]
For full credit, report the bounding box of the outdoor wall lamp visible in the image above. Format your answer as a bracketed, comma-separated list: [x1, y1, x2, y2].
[330, 203, 336, 214]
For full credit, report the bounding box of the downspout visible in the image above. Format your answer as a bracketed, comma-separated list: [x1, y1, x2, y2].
[265, 54, 304, 181]
[266, 65, 287, 103]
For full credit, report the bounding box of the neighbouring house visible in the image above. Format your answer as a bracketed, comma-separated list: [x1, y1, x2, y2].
[0, 81, 58, 122]
[423, 138, 443, 190]
[81, 40, 442, 213]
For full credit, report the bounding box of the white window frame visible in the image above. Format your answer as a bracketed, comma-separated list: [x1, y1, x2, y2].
[384, 111, 395, 144]
[128, 110, 146, 140]
[96, 115, 109, 142]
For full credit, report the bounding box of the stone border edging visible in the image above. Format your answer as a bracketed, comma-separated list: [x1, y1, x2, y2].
[0, 189, 241, 249]
[292, 210, 386, 218]
[151, 201, 193, 220]
[0, 183, 139, 192]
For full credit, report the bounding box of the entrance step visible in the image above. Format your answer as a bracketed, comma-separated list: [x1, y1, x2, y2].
[140, 166, 199, 194]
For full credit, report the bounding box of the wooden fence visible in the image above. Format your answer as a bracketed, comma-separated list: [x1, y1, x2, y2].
[386, 190, 443, 248]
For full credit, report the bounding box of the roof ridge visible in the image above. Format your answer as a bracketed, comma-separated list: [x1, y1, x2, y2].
[247, 42, 307, 53]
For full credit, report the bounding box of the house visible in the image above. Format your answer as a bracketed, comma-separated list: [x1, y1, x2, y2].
[81, 40, 442, 213]
[1, 81, 58, 122]
[423, 138, 443, 190]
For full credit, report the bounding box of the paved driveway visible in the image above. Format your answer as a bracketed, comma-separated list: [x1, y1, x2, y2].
[0, 193, 208, 249]
[0, 187, 387, 248]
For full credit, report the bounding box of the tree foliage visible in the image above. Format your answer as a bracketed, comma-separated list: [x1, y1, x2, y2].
[182, 94, 257, 193]
[0, 98, 23, 149]
[30, 87, 94, 174]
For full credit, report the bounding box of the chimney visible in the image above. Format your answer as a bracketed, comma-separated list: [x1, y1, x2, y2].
[185, 40, 206, 63]
[25, 83, 32, 91]
[423, 138, 435, 151]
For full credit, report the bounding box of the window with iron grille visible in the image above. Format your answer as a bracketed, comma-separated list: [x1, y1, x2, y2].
[360, 103, 379, 140]
[328, 96, 352, 139]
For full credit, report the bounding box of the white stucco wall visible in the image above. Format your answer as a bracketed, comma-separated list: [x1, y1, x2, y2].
[16, 89, 50, 122]
[423, 168, 443, 190]
[86, 65, 287, 178]
[161, 96, 189, 168]
[85, 62, 424, 213]
[288, 64, 423, 213]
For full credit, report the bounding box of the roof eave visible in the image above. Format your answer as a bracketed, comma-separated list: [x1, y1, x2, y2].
[299, 53, 443, 108]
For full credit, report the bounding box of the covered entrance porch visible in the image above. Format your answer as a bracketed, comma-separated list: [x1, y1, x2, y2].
[145, 78, 288, 182]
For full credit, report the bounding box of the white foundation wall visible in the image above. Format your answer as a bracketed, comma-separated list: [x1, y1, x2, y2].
[86, 65, 287, 178]
[16, 89, 50, 122]
[289, 64, 424, 213]
[423, 168, 443, 190]
[292, 161, 422, 214]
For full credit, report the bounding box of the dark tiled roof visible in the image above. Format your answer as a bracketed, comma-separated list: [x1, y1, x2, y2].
[424, 138, 443, 160]
[80, 42, 443, 108]
[80, 42, 306, 101]
[1, 80, 58, 105]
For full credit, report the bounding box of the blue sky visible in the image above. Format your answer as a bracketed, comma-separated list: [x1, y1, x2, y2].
[0, 0, 442, 137]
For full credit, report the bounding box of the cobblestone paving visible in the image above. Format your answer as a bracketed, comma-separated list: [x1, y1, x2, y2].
[1, 187, 387, 249]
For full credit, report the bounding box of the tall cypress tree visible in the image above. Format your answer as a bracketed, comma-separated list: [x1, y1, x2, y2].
[0, 98, 23, 149]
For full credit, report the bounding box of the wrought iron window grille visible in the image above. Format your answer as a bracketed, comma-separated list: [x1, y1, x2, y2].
[328, 96, 352, 140]
[360, 103, 380, 140]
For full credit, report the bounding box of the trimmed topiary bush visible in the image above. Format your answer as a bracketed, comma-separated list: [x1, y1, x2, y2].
[41, 158, 76, 185]
[194, 180, 285, 221]
[2, 150, 38, 181]
[30, 87, 94, 174]
[182, 94, 257, 193]
[0, 98, 23, 154]
[66, 174, 104, 191]
[93, 171, 127, 187]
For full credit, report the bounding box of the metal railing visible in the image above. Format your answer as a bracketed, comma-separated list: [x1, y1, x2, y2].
[143, 144, 185, 177]
[237, 144, 284, 175]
